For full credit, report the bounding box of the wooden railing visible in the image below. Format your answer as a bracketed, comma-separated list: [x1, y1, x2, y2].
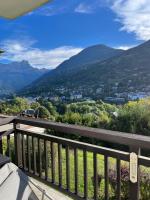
[0, 117, 150, 200]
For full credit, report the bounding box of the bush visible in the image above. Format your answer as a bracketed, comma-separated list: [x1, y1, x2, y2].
[108, 166, 129, 199]
[96, 165, 150, 200]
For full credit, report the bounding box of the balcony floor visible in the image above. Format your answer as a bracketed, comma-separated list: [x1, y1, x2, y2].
[0, 161, 72, 200]
[30, 177, 73, 200]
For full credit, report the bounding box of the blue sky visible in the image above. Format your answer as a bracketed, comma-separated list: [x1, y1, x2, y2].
[0, 0, 149, 69]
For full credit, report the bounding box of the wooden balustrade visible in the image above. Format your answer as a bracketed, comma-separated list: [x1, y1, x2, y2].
[0, 116, 150, 200]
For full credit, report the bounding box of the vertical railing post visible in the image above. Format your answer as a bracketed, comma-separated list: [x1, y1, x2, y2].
[14, 121, 21, 167]
[0, 139, 3, 154]
[129, 146, 140, 200]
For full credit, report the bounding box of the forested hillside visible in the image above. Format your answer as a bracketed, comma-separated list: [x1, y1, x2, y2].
[19, 40, 150, 101]
[20, 45, 124, 96]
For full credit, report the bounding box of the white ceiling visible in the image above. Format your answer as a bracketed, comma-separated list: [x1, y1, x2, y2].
[0, 0, 50, 19]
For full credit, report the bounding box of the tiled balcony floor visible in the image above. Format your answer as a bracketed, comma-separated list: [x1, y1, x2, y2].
[30, 178, 73, 200]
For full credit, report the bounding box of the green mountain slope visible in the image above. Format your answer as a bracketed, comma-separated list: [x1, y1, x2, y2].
[20, 44, 124, 96]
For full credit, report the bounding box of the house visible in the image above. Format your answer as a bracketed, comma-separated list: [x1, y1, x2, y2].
[104, 97, 125, 103]
[70, 94, 83, 100]
[96, 88, 103, 94]
[128, 92, 147, 100]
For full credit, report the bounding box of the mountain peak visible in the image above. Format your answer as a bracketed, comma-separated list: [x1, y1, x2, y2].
[20, 60, 30, 65]
[20, 43, 125, 95]
[0, 60, 48, 94]
[55, 43, 124, 73]
[85, 44, 116, 50]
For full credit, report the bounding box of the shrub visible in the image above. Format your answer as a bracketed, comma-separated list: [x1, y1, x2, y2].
[108, 166, 150, 200]
[108, 166, 129, 199]
[92, 165, 150, 200]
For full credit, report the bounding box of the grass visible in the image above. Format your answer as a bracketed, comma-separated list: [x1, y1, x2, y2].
[41, 144, 118, 199]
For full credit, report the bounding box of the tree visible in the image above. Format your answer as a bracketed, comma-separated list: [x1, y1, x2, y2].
[43, 101, 57, 116]
[62, 112, 82, 125]
[111, 98, 150, 135]
[38, 106, 51, 119]
[30, 102, 40, 110]
[0, 97, 30, 114]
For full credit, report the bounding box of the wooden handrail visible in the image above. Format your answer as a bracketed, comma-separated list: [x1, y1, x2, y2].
[0, 116, 15, 126]
[15, 117, 150, 149]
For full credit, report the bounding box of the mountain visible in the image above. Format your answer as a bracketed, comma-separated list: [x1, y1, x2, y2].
[62, 40, 150, 98]
[56, 44, 124, 73]
[0, 61, 47, 95]
[20, 44, 124, 95]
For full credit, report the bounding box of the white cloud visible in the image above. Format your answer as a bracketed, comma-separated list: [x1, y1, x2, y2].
[116, 45, 136, 50]
[0, 39, 82, 69]
[75, 3, 93, 14]
[29, 0, 108, 16]
[32, 4, 67, 16]
[75, 0, 108, 14]
[30, 1, 75, 16]
[111, 0, 150, 41]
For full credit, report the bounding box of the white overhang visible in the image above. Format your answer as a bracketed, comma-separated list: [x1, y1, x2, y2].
[0, 0, 51, 19]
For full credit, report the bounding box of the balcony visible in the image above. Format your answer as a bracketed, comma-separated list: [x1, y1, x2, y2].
[0, 116, 150, 200]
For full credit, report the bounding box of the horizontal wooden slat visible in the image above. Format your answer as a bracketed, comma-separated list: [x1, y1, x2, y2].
[15, 117, 150, 149]
[17, 128, 129, 161]
[139, 156, 150, 167]
[0, 117, 15, 126]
